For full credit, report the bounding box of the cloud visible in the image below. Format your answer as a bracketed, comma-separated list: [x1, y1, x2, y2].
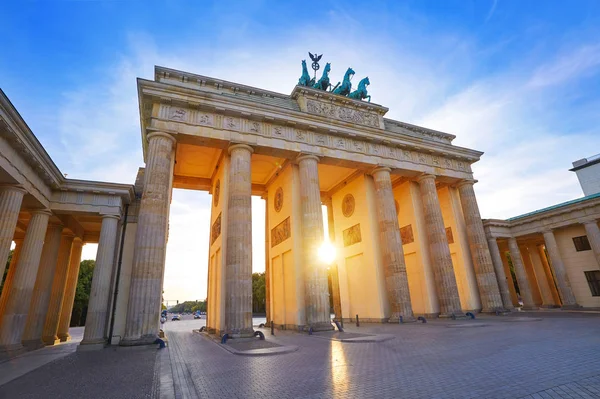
[527, 44, 600, 88]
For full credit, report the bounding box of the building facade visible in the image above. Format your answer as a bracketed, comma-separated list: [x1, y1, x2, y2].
[483, 156, 600, 310]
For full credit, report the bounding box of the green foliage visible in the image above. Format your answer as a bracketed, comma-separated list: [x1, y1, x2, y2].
[71, 259, 95, 327]
[0, 249, 13, 295]
[169, 300, 206, 314]
[505, 252, 520, 295]
[252, 272, 265, 314]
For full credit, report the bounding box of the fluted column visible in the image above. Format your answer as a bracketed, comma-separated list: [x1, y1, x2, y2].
[42, 233, 75, 345]
[81, 215, 120, 346]
[0, 210, 52, 353]
[487, 238, 514, 310]
[537, 244, 561, 306]
[0, 186, 27, 282]
[298, 154, 331, 330]
[416, 174, 462, 317]
[542, 230, 578, 308]
[0, 239, 24, 318]
[507, 237, 537, 310]
[457, 181, 504, 312]
[224, 144, 254, 337]
[57, 238, 83, 342]
[372, 167, 414, 321]
[22, 224, 64, 349]
[264, 194, 271, 324]
[583, 221, 600, 267]
[122, 132, 176, 346]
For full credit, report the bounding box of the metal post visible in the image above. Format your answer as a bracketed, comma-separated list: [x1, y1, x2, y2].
[270, 320, 274, 336]
[356, 314, 359, 327]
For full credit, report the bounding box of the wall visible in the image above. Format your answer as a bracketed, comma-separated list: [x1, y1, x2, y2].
[393, 181, 439, 316]
[332, 175, 387, 322]
[266, 165, 305, 329]
[438, 187, 481, 311]
[555, 225, 600, 308]
[575, 163, 600, 196]
[207, 155, 230, 334]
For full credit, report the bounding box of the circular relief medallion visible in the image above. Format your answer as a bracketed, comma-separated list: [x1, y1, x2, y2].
[274, 187, 284, 212]
[213, 180, 220, 207]
[342, 194, 355, 218]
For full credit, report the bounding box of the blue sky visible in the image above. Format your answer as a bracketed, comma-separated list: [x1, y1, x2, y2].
[3, 1, 600, 301]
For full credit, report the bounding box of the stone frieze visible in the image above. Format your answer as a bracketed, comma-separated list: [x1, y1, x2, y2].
[158, 104, 472, 174]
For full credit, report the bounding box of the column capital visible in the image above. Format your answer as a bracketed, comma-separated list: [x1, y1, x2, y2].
[147, 131, 177, 145]
[228, 143, 254, 155]
[100, 213, 121, 221]
[72, 236, 83, 244]
[30, 209, 53, 217]
[541, 228, 555, 235]
[296, 153, 320, 164]
[582, 219, 599, 227]
[456, 179, 478, 189]
[371, 166, 392, 176]
[0, 185, 27, 195]
[416, 173, 436, 183]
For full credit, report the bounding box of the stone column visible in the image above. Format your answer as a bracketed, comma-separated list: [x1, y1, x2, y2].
[297, 154, 331, 330]
[57, 238, 83, 342]
[42, 233, 75, 345]
[537, 244, 561, 306]
[416, 174, 462, 317]
[81, 215, 120, 346]
[583, 221, 600, 267]
[122, 132, 176, 346]
[21, 224, 64, 349]
[372, 167, 414, 322]
[225, 144, 254, 337]
[507, 237, 537, 310]
[542, 230, 578, 308]
[0, 239, 24, 318]
[457, 181, 504, 312]
[264, 194, 271, 324]
[326, 198, 342, 323]
[0, 210, 52, 353]
[0, 186, 27, 282]
[487, 238, 514, 310]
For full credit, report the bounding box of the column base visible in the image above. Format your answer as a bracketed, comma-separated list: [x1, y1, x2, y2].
[77, 342, 105, 351]
[306, 322, 333, 332]
[439, 312, 468, 319]
[22, 339, 45, 351]
[119, 335, 159, 347]
[226, 328, 255, 338]
[0, 343, 26, 356]
[389, 315, 416, 323]
[42, 335, 61, 346]
[481, 307, 511, 314]
[58, 333, 71, 342]
[80, 337, 106, 346]
[561, 304, 581, 310]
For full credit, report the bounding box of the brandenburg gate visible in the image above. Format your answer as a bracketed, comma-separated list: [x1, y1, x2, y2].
[0, 61, 512, 352]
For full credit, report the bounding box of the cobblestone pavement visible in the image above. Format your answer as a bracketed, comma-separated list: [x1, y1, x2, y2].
[0, 330, 158, 399]
[162, 312, 600, 399]
[2, 312, 600, 398]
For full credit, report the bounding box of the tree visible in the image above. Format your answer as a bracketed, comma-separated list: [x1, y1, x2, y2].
[0, 249, 13, 295]
[71, 259, 95, 327]
[252, 272, 265, 314]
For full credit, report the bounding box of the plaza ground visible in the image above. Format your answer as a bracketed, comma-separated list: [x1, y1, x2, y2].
[1, 311, 600, 399]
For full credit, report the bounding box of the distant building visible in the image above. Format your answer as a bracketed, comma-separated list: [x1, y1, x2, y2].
[571, 154, 600, 196]
[483, 155, 600, 309]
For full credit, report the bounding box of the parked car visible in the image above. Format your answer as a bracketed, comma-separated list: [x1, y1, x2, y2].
[171, 314, 181, 321]
[194, 313, 202, 319]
